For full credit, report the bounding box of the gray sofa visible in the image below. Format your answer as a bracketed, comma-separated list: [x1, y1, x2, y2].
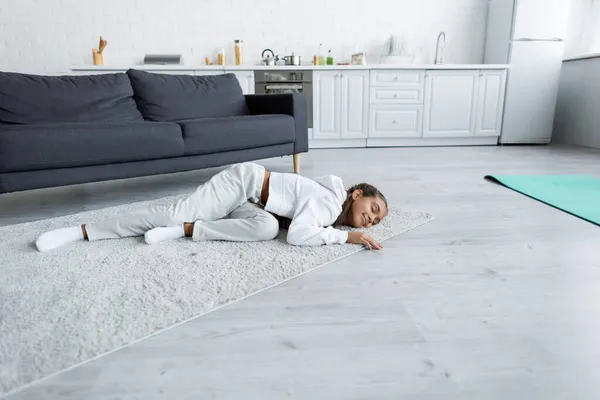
[0, 69, 308, 194]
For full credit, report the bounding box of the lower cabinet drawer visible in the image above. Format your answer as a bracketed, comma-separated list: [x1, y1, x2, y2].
[369, 105, 423, 138]
[370, 87, 423, 104]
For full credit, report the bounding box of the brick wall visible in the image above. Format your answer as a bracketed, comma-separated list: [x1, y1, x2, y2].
[0, 0, 488, 73]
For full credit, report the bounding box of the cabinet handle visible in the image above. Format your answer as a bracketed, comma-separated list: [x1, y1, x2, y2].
[393, 94, 398, 98]
[393, 119, 398, 123]
[248, 74, 253, 78]
[394, 76, 399, 81]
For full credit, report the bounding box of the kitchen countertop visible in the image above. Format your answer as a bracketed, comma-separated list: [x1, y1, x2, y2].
[71, 63, 510, 71]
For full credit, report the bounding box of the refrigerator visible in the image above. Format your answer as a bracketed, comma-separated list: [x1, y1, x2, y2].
[484, 0, 570, 144]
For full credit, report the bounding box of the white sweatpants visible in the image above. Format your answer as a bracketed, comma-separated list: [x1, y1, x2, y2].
[85, 163, 280, 242]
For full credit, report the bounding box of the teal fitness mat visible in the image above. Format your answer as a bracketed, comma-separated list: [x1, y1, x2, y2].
[484, 174, 600, 226]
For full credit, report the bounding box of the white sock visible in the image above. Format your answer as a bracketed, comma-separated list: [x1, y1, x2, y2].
[144, 225, 185, 245]
[36, 226, 84, 252]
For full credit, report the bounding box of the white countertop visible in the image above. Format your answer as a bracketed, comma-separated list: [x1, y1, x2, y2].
[71, 63, 510, 71]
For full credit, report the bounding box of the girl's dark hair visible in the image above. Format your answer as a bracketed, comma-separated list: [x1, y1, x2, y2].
[333, 183, 387, 226]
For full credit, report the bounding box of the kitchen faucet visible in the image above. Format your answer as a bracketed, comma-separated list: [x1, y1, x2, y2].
[434, 32, 446, 64]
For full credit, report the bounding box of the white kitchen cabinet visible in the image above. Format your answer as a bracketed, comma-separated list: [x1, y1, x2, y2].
[225, 70, 255, 94]
[313, 70, 369, 139]
[475, 70, 506, 136]
[340, 71, 369, 138]
[367, 68, 425, 138]
[370, 87, 424, 104]
[423, 71, 479, 137]
[370, 70, 424, 86]
[313, 71, 340, 139]
[369, 105, 423, 138]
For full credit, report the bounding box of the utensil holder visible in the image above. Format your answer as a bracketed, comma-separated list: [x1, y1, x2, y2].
[92, 49, 103, 65]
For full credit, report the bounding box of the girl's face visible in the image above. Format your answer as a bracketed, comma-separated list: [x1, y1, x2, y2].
[347, 190, 388, 228]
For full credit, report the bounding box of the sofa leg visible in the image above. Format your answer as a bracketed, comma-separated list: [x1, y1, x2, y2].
[293, 154, 300, 174]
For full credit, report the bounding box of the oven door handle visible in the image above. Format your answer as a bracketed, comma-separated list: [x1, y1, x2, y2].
[265, 84, 304, 90]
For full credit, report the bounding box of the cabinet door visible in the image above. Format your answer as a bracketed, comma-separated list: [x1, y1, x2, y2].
[423, 71, 478, 137]
[341, 71, 369, 138]
[313, 71, 341, 139]
[476, 70, 505, 137]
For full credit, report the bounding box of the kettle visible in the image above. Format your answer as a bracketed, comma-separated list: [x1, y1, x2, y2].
[261, 49, 278, 66]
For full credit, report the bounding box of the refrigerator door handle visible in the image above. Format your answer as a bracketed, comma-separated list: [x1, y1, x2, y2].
[513, 38, 564, 42]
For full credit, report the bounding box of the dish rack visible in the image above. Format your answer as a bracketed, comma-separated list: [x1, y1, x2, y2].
[380, 35, 415, 64]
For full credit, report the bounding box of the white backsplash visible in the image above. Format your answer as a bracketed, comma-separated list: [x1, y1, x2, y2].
[0, 0, 488, 73]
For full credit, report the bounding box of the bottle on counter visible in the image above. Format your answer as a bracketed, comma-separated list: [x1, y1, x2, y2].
[234, 40, 243, 65]
[217, 48, 226, 65]
[317, 43, 325, 65]
[326, 49, 334, 65]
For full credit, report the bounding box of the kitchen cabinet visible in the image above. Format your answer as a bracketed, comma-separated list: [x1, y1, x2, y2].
[313, 71, 340, 138]
[368, 69, 425, 138]
[423, 71, 479, 137]
[475, 70, 506, 136]
[313, 70, 368, 139]
[341, 71, 369, 138]
[225, 70, 255, 95]
[369, 105, 423, 138]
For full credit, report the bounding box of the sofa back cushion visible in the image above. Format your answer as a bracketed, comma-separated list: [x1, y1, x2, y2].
[0, 71, 143, 124]
[126, 69, 249, 121]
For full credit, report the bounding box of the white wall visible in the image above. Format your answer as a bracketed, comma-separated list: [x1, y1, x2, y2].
[0, 0, 488, 74]
[564, 0, 600, 58]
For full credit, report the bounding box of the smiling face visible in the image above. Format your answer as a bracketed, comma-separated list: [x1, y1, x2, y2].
[346, 190, 388, 228]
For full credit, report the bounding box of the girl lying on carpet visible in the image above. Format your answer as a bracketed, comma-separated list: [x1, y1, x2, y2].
[35, 162, 388, 252]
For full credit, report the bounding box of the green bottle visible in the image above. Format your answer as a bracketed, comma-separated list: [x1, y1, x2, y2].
[326, 50, 334, 65]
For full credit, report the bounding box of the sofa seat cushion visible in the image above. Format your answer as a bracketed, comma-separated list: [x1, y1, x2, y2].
[180, 115, 295, 156]
[0, 72, 143, 124]
[0, 122, 184, 173]
[126, 69, 249, 122]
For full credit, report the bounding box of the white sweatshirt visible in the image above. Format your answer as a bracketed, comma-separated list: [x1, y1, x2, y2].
[264, 172, 349, 246]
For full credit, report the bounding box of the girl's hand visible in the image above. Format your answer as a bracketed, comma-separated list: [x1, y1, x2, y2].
[347, 232, 382, 250]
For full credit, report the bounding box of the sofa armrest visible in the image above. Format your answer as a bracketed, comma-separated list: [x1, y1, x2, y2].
[245, 94, 308, 154]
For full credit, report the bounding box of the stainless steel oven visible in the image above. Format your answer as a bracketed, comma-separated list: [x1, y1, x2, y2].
[254, 70, 313, 128]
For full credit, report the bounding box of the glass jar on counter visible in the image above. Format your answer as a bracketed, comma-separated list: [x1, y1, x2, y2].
[234, 40, 243, 65]
[217, 48, 225, 65]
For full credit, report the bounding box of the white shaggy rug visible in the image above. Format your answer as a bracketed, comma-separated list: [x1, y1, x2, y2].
[0, 194, 433, 395]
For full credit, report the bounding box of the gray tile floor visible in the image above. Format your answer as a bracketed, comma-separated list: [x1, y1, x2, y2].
[2, 145, 600, 399]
